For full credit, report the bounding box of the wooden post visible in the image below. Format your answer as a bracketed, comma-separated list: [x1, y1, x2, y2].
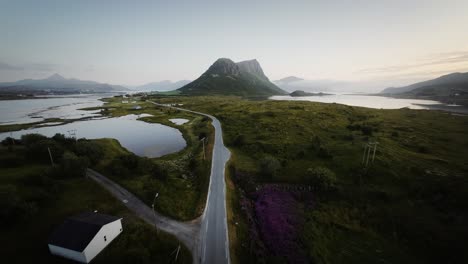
[48, 147, 55, 166]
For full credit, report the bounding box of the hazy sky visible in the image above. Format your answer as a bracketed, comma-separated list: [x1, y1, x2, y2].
[1, 0, 467, 89]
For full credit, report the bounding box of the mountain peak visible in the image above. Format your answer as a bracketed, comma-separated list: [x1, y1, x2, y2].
[236, 59, 268, 81]
[205, 58, 240, 76]
[46, 73, 66, 81]
[178, 57, 287, 96]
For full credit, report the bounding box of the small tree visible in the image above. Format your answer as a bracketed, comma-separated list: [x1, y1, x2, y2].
[306, 166, 337, 191]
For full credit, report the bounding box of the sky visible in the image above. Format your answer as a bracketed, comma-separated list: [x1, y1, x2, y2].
[1, 0, 468, 90]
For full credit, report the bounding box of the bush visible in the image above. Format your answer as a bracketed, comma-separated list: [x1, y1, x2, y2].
[0, 185, 24, 225]
[233, 134, 246, 147]
[25, 139, 64, 163]
[306, 167, 337, 191]
[317, 146, 333, 159]
[75, 140, 104, 165]
[150, 163, 168, 181]
[260, 156, 281, 179]
[60, 152, 89, 178]
[109, 159, 131, 177]
[20, 134, 47, 146]
[120, 154, 140, 170]
[361, 125, 373, 136]
[1, 137, 20, 146]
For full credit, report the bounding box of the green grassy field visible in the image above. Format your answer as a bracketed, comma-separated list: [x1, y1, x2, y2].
[149, 96, 468, 264]
[0, 140, 191, 264]
[87, 95, 214, 220]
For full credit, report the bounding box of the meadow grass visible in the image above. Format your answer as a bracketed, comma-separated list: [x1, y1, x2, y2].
[0, 144, 191, 264]
[149, 95, 468, 263]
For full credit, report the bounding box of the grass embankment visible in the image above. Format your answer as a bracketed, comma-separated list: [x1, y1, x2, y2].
[88, 95, 214, 220]
[0, 137, 191, 264]
[0, 118, 66, 133]
[149, 96, 468, 264]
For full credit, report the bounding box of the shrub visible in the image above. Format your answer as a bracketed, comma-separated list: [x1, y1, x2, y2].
[233, 134, 246, 147]
[317, 146, 333, 159]
[361, 125, 373, 136]
[260, 156, 281, 179]
[1, 137, 20, 146]
[306, 167, 337, 191]
[60, 152, 89, 178]
[75, 140, 104, 165]
[120, 154, 140, 170]
[0, 185, 24, 224]
[108, 159, 131, 177]
[25, 139, 64, 163]
[151, 163, 168, 181]
[20, 133, 47, 146]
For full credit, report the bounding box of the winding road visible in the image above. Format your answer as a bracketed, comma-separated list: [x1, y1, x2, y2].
[88, 101, 231, 264]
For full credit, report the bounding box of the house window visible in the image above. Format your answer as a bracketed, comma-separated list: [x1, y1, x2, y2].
[104, 236, 107, 242]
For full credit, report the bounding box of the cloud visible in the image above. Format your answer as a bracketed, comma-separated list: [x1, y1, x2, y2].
[26, 63, 57, 72]
[0, 62, 23, 71]
[0, 61, 57, 72]
[356, 50, 468, 74]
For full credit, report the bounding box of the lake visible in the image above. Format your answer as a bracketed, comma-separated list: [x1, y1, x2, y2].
[0, 114, 186, 158]
[0, 94, 107, 125]
[270, 94, 466, 112]
[169, 118, 189, 125]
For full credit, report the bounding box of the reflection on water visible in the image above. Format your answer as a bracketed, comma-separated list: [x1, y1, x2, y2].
[270, 94, 446, 110]
[0, 94, 107, 125]
[0, 114, 186, 158]
[169, 118, 189, 125]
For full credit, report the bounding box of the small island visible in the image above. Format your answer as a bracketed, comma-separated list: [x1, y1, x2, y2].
[290, 90, 331, 97]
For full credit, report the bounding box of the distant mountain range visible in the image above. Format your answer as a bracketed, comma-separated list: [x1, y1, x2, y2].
[133, 80, 191, 92]
[273, 76, 343, 92]
[0, 74, 127, 94]
[178, 58, 287, 96]
[380, 72, 468, 106]
[275, 76, 304, 85]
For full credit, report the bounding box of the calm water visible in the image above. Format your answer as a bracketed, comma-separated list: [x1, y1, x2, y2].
[169, 118, 189, 125]
[0, 114, 187, 158]
[270, 94, 454, 110]
[0, 94, 107, 125]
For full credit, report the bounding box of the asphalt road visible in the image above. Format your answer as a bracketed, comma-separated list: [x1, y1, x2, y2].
[87, 169, 201, 261]
[150, 102, 231, 264]
[89, 101, 231, 264]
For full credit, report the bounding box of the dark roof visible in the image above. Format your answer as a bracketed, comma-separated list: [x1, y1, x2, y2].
[70, 212, 121, 226]
[48, 212, 121, 252]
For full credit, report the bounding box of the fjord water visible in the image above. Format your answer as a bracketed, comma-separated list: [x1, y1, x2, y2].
[0, 114, 186, 158]
[0, 94, 105, 125]
[270, 94, 450, 110]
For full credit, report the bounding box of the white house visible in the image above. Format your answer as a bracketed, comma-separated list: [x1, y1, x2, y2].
[48, 212, 123, 263]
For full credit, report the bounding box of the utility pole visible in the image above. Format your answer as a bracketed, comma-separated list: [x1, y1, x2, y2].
[200, 137, 206, 160]
[171, 244, 181, 263]
[151, 192, 159, 234]
[365, 144, 372, 167]
[362, 141, 378, 168]
[362, 144, 368, 164]
[48, 147, 55, 166]
[372, 142, 379, 162]
[67, 129, 77, 141]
